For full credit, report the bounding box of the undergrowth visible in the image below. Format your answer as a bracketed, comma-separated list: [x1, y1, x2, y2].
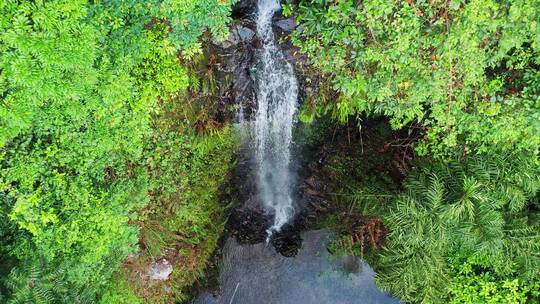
[100, 126, 236, 304]
[99, 44, 238, 303]
[315, 119, 403, 258]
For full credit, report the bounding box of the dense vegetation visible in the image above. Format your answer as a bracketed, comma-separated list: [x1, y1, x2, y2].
[0, 0, 236, 302]
[288, 0, 540, 303]
[291, 0, 539, 158]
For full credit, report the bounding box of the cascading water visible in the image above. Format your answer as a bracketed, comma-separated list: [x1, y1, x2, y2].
[193, 4, 402, 303]
[253, 0, 299, 237]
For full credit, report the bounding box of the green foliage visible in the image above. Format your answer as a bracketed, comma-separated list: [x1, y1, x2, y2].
[376, 154, 540, 303]
[0, 0, 235, 302]
[311, 120, 400, 259]
[292, 0, 540, 159]
[292, 3, 540, 301]
[447, 258, 540, 304]
[4, 259, 95, 304]
[323, 123, 398, 219]
[99, 273, 142, 304]
[102, 126, 237, 303]
[144, 128, 237, 251]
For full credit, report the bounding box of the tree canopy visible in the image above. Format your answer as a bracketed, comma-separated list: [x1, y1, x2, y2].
[291, 0, 539, 159]
[288, 0, 540, 302]
[0, 0, 235, 302]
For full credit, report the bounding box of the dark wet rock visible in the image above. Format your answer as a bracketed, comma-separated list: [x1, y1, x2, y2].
[228, 209, 271, 244]
[207, 18, 260, 121]
[241, 194, 266, 211]
[206, 10, 305, 122]
[223, 127, 334, 257]
[213, 22, 256, 49]
[212, 35, 237, 50]
[274, 17, 297, 33]
[225, 153, 273, 245]
[226, 154, 269, 243]
[270, 224, 303, 257]
[236, 25, 256, 41]
[223, 151, 333, 256]
[232, 0, 257, 18]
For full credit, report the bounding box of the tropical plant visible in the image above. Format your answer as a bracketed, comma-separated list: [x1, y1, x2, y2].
[4, 260, 96, 304]
[447, 256, 540, 304]
[376, 153, 540, 303]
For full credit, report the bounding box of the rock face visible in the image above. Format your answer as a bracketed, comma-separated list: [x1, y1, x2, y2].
[213, 22, 256, 49]
[205, 4, 311, 257]
[223, 122, 333, 257]
[232, 0, 257, 18]
[208, 14, 300, 123]
[207, 18, 258, 120]
[149, 259, 173, 281]
[236, 25, 256, 42]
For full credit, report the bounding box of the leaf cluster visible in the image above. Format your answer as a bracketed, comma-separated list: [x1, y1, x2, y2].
[376, 154, 540, 303]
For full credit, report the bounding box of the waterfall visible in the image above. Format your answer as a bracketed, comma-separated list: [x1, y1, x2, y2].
[253, 0, 299, 237]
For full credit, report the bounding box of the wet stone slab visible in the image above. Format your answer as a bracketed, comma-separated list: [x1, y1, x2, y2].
[192, 230, 401, 304]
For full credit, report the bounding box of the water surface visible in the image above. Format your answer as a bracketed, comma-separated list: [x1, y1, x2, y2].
[192, 230, 401, 304]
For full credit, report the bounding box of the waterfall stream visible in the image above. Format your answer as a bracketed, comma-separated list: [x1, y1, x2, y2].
[253, 0, 298, 236]
[192, 2, 402, 303]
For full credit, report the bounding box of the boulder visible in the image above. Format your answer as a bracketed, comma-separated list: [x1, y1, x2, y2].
[274, 17, 297, 33]
[148, 259, 173, 281]
[236, 24, 256, 42]
[213, 23, 256, 49]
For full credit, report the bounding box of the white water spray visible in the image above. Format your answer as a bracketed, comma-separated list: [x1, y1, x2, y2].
[254, 0, 299, 238]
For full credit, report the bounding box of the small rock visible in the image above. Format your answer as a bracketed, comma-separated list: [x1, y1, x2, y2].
[236, 25, 255, 42]
[149, 259, 173, 281]
[274, 17, 297, 33]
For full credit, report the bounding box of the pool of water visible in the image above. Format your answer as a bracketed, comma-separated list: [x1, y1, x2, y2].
[192, 230, 401, 304]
